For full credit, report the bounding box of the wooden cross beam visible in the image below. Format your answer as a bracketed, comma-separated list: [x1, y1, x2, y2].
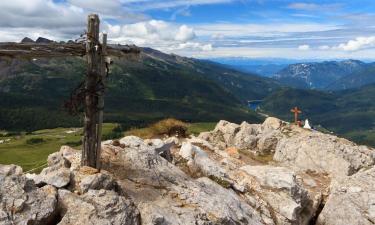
[0, 14, 140, 169]
[290, 106, 302, 125]
[0, 42, 140, 58]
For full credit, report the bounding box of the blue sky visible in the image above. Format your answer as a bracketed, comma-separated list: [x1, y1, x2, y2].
[1, 0, 375, 59]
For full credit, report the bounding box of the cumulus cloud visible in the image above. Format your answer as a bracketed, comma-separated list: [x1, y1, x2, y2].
[104, 20, 211, 53]
[175, 25, 196, 41]
[335, 36, 375, 51]
[0, 0, 210, 52]
[176, 42, 213, 51]
[298, 45, 310, 50]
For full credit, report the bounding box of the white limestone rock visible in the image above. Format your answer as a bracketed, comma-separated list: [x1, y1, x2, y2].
[235, 165, 319, 224]
[58, 189, 140, 225]
[0, 165, 58, 225]
[274, 129, 375, 177]
[317, 167, 375, 225]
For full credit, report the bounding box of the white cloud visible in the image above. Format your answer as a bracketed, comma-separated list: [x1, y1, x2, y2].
[319, 45, 330, 50]
[298, 44, 310, 50]
[335, 36, 375, 51]
[187, 46, 375, 60]
[287, 3, 342, 11]
[104, 20, 211, 53]
[106, 20, 195, 43]
[194, 23, 341, 38]
[176, 42, 213, 51]
[288, 3, 320, 10]
[129, 0, 233, 11]
[175, 25, 196, 41]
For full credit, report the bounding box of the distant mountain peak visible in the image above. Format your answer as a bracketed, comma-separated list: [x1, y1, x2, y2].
[273, 60, 368, 90]
[35, 37, 54, 44]
[21, 37, 34, 43]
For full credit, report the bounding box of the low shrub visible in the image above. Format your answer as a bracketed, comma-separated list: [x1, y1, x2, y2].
[150, 118, 188, 137]
[102, 131, 123, 140]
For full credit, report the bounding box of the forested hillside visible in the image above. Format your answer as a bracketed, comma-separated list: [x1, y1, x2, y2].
[260, 85, 375, 146]
[0, 48, 279, 131]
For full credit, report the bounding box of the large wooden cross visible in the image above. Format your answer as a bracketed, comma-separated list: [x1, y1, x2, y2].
[290, 106, 302, 125]
[0, 14, 140, 169]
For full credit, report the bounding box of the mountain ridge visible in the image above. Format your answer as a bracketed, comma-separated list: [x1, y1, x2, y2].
[0, 42, 279, 131]
[273, 59, 367, 89]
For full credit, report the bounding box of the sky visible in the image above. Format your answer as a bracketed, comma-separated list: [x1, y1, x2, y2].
[1, 0, 375, 59]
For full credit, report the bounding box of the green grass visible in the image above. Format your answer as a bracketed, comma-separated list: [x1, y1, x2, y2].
[0, 123, 118, 172]
[343, 130, 375, 147]
[187, 122, 216, 135]
[0, 122, 216, 173]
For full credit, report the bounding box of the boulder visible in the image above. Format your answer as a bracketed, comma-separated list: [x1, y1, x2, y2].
[213, 120, 240, 146]
[179, 142, 230, 182]
[58, 189, 140, 225]
[144, 139, 164, 148]
[233, 122, 259, 150]
[274, 130, 375, 177]
[179, 142, 201, 160]
[234, 165, 320, 224]
[119, 136, 145, 148]
[33, 165, 71, 188]
[257, 131, 280, 154]
[78, 171, 117, 194]
[262, 117, 283, 131]
[0, 165, 58, 225]
[317, 167, 375, 225]
[0, 164, 22, 176]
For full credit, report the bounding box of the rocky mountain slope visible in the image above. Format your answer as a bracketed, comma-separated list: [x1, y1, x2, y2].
[0, 44, 279, 131]
[273, 60, 367, 89]
[1, 117, 374, 225]
[327, 63, 375, 90]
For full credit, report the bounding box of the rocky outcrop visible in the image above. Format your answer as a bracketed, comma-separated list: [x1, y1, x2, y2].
[58, 189, 140, 225]
[1, 117, 374, 225]
[274, 127, 375, 177]
[0, 145, 140, 225]
[104, 138, 267, 225]
[199, 117, 285, 155]
[232, 165, 322, 224]
[0, 165, 58, 225]
[317, 167, 375, 225]
[199, 118, 374, 178]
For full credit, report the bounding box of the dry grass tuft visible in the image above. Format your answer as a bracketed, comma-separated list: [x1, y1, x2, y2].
[125, 118, 188, 139]
[150, 118, 188, 137]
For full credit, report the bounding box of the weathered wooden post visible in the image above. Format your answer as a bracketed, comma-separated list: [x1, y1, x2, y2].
[82, 14, 101, 168]
[95, 33, 107, 169]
